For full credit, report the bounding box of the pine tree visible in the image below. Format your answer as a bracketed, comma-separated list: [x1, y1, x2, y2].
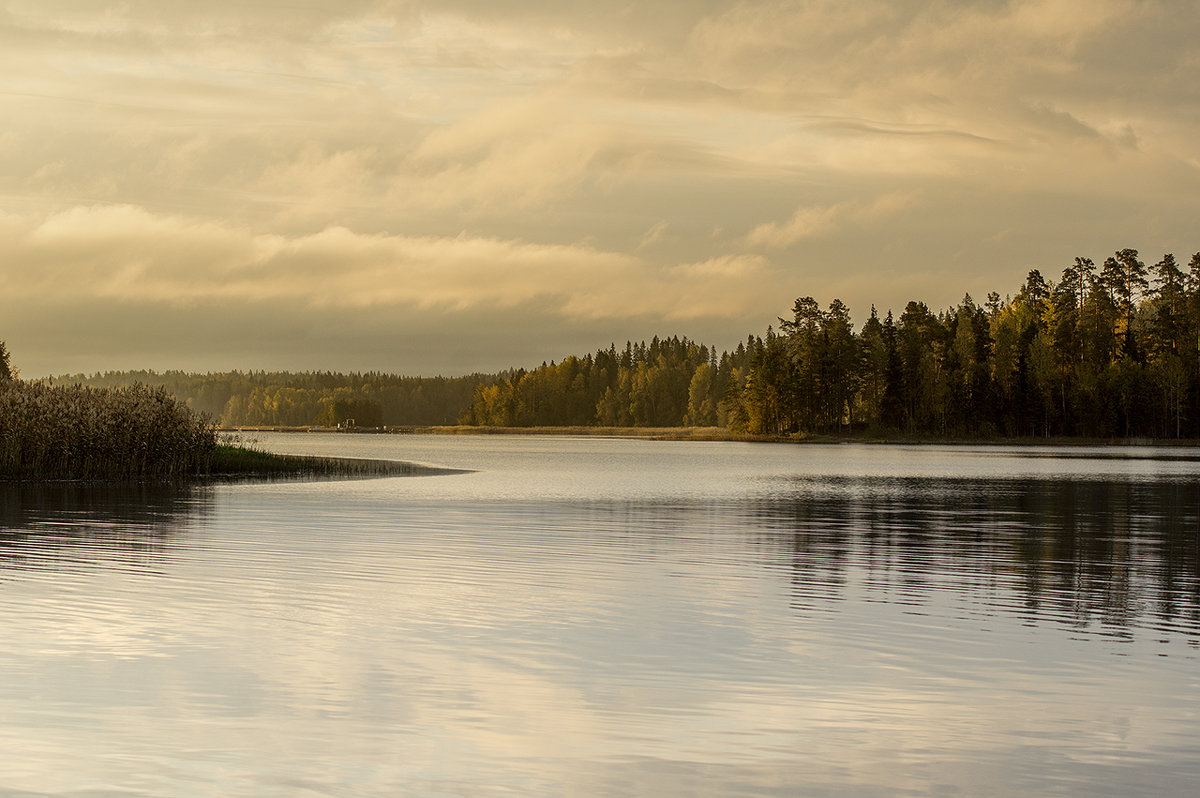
[1102, 249, 1149, 359]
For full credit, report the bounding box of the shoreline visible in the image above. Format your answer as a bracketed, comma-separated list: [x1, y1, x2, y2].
[220, 425, 1200, 447]
[0, 450, 465, 484]
[205, 452, 466, 480]
[200, 445, 470, 481]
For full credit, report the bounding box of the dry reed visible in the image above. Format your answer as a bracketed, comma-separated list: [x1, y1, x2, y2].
[0, 380, 217, 480]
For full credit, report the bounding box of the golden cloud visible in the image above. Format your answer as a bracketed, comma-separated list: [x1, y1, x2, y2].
[4, 205, 781, 321]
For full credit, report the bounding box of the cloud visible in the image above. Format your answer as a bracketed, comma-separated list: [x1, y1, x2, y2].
[638, 220, 669, 249]
[745, 193, 914, 249]
[3, 1, 1200, 376]
[3, 205, 780, 321]
[744, 204, 843, 248]
[402, 96, 635, 210]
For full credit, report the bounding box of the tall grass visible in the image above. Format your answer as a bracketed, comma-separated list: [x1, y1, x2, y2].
[0, 380, 217, 480]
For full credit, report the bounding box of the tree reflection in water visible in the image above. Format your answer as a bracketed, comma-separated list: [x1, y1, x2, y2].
[2, 472, 1198, 640]
[0, 481, 211, 573]
[748, 476, 1200, 640]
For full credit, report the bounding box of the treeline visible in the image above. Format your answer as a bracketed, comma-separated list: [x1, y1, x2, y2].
[41, 245, 1200, 439]
[49, 371, 493, 427]
[730, 249, 1200, 438]
[458, 337, 737, 427]
[460, 248, 1200, 439]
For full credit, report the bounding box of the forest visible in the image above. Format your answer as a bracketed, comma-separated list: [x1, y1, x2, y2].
[457, 336, 727, 428]
[44, 247, 1200, 440]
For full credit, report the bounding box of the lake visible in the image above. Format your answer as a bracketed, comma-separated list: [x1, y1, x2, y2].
[2, 435, 1199, 796]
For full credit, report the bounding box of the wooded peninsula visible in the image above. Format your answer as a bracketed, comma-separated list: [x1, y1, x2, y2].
[21, 246, 1200, 445]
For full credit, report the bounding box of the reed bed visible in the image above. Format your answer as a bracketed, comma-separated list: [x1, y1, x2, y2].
[0, 380, 217, 480]
[0, 379, 446, 481]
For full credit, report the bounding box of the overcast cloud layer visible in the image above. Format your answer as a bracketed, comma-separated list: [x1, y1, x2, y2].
[3, 0, 1198, 376]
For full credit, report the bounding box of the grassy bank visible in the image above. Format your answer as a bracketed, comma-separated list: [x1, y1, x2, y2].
[0, 379, 434, 481]
[206, 443, 457, 478]
[405, 425, 742, 440]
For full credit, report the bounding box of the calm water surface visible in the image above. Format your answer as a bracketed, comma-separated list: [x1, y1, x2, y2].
[2, 436, 1199, 796]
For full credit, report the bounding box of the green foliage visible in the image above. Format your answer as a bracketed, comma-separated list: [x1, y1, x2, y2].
[685, 363, 718, 426]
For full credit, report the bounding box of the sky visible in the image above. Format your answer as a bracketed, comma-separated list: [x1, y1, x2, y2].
[2, 0, 1199, 377]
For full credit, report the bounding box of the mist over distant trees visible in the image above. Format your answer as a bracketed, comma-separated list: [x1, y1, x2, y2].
[32, 247, 1200, 439]
[47, 371, 491, 428]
